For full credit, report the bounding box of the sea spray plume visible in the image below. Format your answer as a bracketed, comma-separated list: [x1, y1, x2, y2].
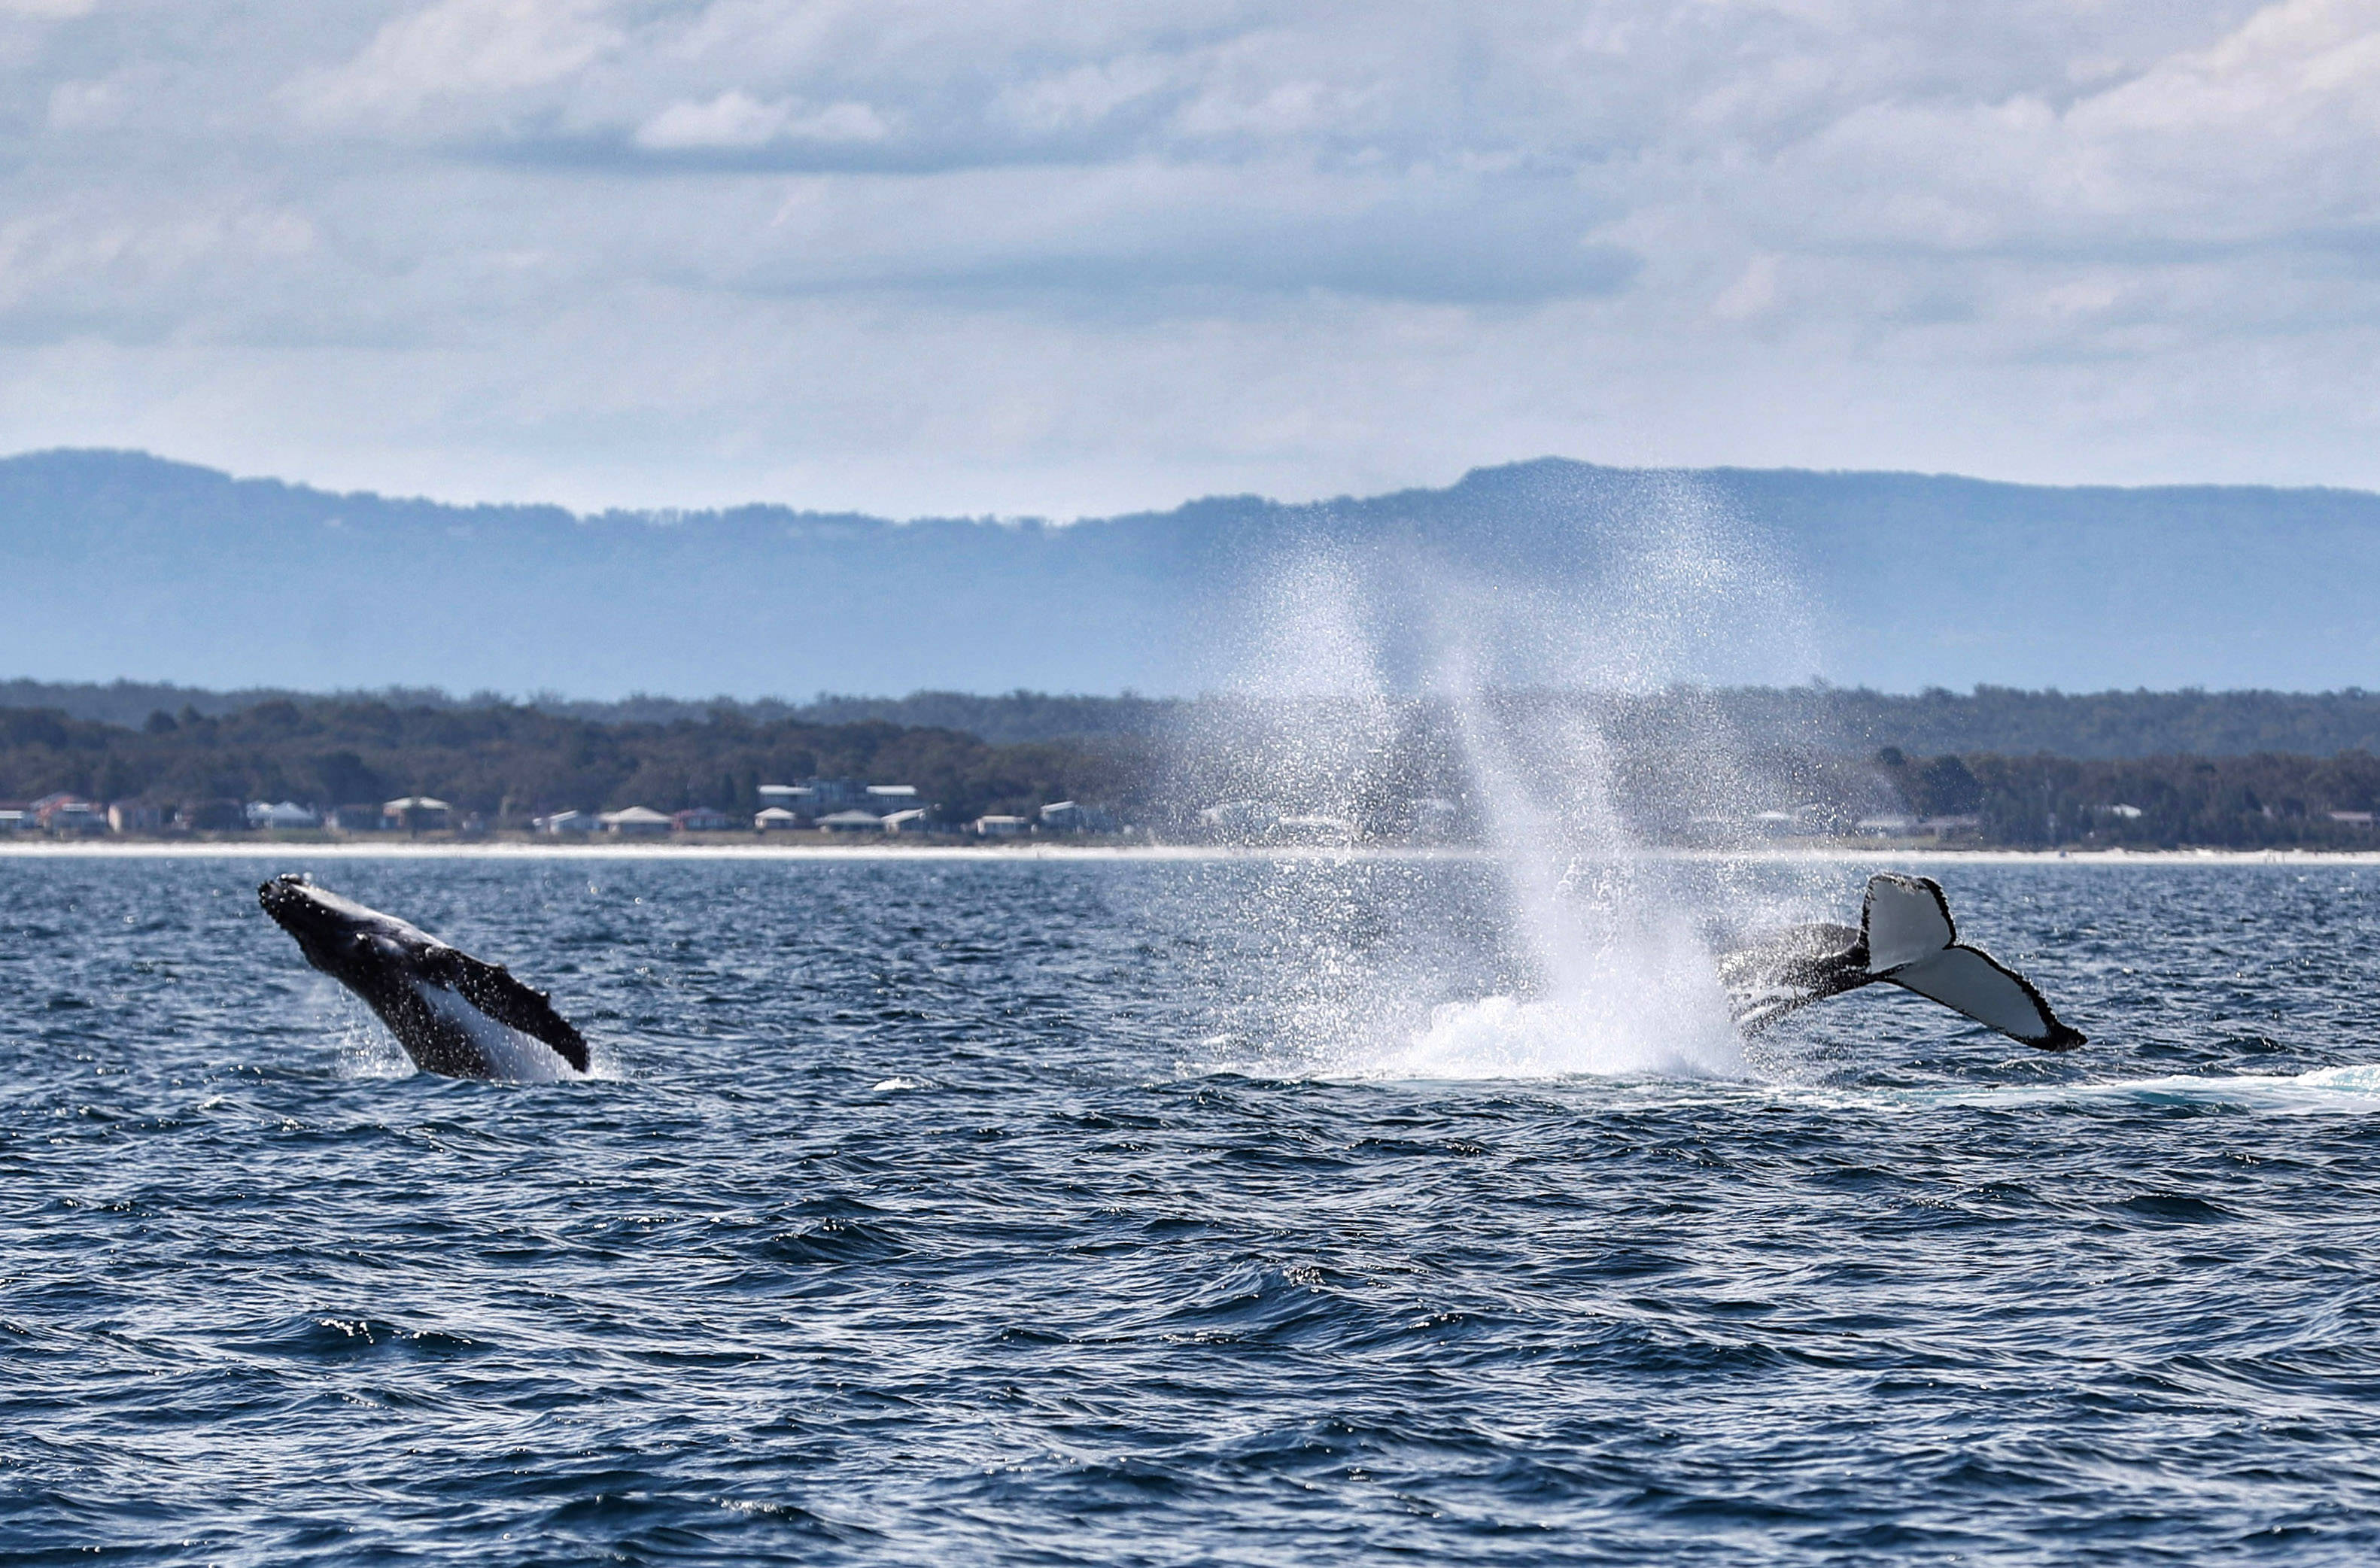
[1178, 469, 1853, 1080]
[258, 874, 588, 1083]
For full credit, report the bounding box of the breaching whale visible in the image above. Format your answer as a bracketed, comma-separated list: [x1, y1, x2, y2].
[1719, 872, 2084, 1050]
[258, 874, 589, 1081]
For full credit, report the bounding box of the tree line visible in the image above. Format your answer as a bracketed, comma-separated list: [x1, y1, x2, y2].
[0, 701, 1140, 826]
[17, 679, 2380, 757]
[7, 693, 2380, 847]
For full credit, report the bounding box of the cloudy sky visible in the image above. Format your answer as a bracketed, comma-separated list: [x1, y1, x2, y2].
[2, 0, 2375, 515]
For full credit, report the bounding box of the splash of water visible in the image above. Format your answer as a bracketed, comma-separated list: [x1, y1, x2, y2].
[1190, 470, 1840, 1081]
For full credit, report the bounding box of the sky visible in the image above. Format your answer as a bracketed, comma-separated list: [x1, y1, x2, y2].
[1, 0, 2375, 518]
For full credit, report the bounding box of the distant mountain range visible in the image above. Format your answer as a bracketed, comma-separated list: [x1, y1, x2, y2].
[6, 448, 2378, 695]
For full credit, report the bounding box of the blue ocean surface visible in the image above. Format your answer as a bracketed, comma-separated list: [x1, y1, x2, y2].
[4, 853, 2379, 1563]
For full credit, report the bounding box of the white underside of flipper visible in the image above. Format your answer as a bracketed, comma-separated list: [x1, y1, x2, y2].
[411, 980, 583, 1083]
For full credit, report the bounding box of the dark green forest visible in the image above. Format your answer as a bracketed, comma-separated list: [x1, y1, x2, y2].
[0, 701, 1137, 825]
[12, 677, 2380, 757]
[5, 693, 2380, 846]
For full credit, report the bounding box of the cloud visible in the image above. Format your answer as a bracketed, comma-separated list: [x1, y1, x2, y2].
[288, 0, 622, 123]
[0, 0, 2375, 518]
[634, 90, 889, 150]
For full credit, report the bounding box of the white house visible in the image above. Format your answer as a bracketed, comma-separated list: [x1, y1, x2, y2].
[534, 810, 598, 834]
[755, 806, 804, 831]
[383, 796, 451, 831]
[974, 815, 1028, 837]
[880, 808, 930, 833]
[865, 785, 919, 810]
[816, 809, 886, 833]
[108, 802, 163, 834]
[599, 806, 671, 836]
[248, 801, 320, 830]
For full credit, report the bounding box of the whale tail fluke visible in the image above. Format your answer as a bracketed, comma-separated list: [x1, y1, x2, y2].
[1860, 874, 2085, 1051]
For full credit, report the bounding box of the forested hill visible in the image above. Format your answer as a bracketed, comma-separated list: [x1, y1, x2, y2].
[8, 448, 2380, 697]
[10, 679, 2380, 758]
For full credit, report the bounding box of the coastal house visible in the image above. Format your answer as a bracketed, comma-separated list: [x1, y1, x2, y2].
[599, 806, 671, 837]
[759, 779, 862, 816]
[1038, 800, 1084, 831]
[0, 804, 32, 833]
[533, 810, 597, 834]
[754, 806, 804, 831]
[330, 804, 388, 831]
[108, 802, 163, 834]
[672, 807, 738, 833]
[880, 807, 930, 833]
[865, 785, 919, 813]
[816, 809, 886, 833]
[248, 801, 321, 830]
[382, 796, 451, 831]
[973, 815, 1028, 837]
[34, 795, 105, 835]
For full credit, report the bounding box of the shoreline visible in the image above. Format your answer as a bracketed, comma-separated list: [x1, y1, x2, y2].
[2, 840, 2375, 866]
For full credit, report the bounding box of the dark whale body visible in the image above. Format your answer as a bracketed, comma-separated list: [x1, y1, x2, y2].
[1719, 873, 2085, 1050]
[258, 874, 588, 1080]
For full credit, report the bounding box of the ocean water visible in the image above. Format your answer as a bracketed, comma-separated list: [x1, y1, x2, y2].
[5, 853, 2380, 1564]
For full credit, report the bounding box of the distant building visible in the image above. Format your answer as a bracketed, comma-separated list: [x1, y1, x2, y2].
[1855, 816, 1917, 837]
[1916, 815, 1983, 838]
[974, 815, 1028, 837]
[754, 806, 804, 832]
[816, 809, 886, 833]
[599, 806, 671, 837]
[33, 795, 105, 835]
[672, 807, 737, 833]
[880, 808, 930, 833]
[533, 810, 598, 834]
[0, 805, 33, 834]
[2330, 810, 2376, 826]
[383, 796, 451, 831]
[1038, 801, 1086, 831]
[865, 785, 919, 812]
[330, 804, 389, 831]
[108, 802, 163, 835]
[248, 801, 320, 830]
[758, 779, 862, 817]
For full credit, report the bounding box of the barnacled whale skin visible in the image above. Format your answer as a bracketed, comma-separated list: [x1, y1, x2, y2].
[1719, 872, 2086, 1050]
[258, 874, 589, 1080]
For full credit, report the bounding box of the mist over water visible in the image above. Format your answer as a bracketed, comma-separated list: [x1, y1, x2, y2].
[1193, 473, 1844, 1080]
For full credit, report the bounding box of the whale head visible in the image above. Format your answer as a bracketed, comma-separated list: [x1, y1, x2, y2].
[258, 874, 433, 995]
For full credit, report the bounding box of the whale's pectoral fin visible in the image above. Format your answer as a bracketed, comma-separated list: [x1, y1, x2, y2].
[1881, 946, 2086, 1051]
[444, 953, 591, 1073]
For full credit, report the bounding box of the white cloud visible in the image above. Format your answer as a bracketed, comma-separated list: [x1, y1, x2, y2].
[289, 0, 622, 123]
[1, 0, 2377, 516]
